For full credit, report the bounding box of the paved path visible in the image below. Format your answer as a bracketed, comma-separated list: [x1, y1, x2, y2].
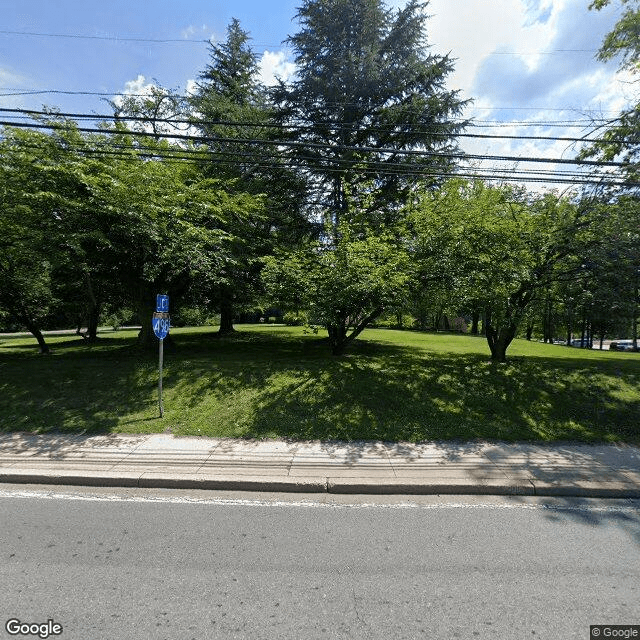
[1, 432, 639, 497]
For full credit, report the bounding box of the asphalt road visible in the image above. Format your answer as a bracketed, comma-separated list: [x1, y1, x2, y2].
[1, 486, 639, 640]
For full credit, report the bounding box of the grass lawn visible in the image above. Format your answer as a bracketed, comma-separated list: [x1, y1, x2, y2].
[0, 324, 639, 443]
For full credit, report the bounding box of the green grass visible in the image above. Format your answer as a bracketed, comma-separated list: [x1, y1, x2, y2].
[1, 325, 639, 443]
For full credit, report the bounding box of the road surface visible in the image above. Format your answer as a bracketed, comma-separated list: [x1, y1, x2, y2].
[1, 486, 639, 639]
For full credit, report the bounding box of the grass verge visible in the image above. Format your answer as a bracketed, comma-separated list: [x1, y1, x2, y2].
[1, 325, 638, 443]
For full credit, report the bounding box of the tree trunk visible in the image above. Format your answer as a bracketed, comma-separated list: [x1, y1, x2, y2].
[471, 311, 479, 335]
[327, 323, 348, 355]
[543, 294, 553, 343]
[526, 323, 534, 341]
[484, 306, 520, 363]
[86, 302, 100, 342]
[137, 301, 155, 349]
[633, 275, 638, 351]
[23, 318, 49, 354]
[327, 308, 382, 355]
[218, 293, 235, 335]
[84, 271, 100, 342]
[486, 324, 517, 363]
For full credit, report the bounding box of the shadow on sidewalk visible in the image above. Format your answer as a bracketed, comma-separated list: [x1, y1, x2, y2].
[458, 441, 640, 547]
[0, 432, 149, 457]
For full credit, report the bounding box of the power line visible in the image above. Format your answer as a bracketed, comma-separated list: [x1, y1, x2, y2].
[0, 103, 611, 129]
[5, 128, 633, 190]
[8, 139, 629, 188]
[0, 29, 600, 56]
[0, 87, 623, 118]
[10, 135, 620, 176]
[487, 49, 598, 55]
[0, 107, 626, 147]
[473, 119, 610, 127]
[0, 118, 628, 169]
[0, 29, 207, 44]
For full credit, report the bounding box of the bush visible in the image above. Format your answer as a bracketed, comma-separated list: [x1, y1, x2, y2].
[373, 311, 415, 329]
[171, 307, 218, 327]
[103, 308, 135, 331]
[283, 311, 309, 326]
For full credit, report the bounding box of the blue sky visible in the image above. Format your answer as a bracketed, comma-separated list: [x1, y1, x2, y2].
[0, 0, 301, 111]
[0, 0, 631, 188]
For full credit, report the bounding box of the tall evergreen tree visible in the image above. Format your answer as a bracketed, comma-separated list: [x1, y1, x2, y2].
[190, 19, 309, 334]
[273, 0, 467, 231]
[267, 0, 467, 354]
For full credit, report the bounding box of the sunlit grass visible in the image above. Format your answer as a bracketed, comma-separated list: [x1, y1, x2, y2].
[1, 324, 638, 443]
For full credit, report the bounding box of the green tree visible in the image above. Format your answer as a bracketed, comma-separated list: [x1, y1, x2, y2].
[76, 131, 262, 347]
[263, 221, 409, 354]
[583, 0, 639, 181]
[190, 18, 309, 334]
[269, 0, 466, 353]
[582, 196, 640, 347]
[109, 82, 189, 141]
[0, 125, 93, 352]
[410, 180, 589, 362]
[274, 0, 467, 223]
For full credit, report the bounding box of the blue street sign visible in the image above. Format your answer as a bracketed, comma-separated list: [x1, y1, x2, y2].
[152, 315, 170, 340]
[156, 294, 169, 313]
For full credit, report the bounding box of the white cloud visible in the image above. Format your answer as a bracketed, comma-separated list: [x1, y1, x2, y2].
[181, 24, 211, 40]
[0, 65, 31, 109]
[185, 78, 199, 97]
[111, 74, 157, 108]
[426, 0, 625, 114]
[416, 0, 631, 191]
[426, 0, 549, 97]
[259, 50, 296, 86]
[181, 25, 197, 39]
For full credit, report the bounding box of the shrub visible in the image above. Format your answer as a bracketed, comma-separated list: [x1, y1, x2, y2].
[283, 311, 309, 326]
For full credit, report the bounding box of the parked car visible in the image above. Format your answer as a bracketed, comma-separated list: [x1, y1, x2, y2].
[570, 338, 591, 348]
[610, 340, 636, 351]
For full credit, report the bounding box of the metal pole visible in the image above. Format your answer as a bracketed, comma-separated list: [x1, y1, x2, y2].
[159, 337, 164, 417]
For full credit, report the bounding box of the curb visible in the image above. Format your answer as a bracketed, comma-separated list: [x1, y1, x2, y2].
[1, 469, 639, 498]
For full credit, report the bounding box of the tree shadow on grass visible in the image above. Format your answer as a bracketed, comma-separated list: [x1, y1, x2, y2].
[165, 334, 640, 444]
[1, 329, 639, 444]
[0, 338, 160, 435]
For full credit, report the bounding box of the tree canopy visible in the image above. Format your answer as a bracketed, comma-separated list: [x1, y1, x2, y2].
[0, 8, 637, 365]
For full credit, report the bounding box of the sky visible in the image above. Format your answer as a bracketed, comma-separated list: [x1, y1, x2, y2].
[0, 0, 632, 190]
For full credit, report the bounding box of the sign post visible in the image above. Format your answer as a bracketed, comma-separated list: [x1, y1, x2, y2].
[152, 295, 170, 417]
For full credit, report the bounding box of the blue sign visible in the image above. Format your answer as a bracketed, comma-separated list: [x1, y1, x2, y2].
[152, 315, 170, 340]
[156, 294, 169, 313]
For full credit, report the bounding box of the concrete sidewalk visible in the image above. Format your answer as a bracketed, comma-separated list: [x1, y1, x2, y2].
[1, 432, 639, 497]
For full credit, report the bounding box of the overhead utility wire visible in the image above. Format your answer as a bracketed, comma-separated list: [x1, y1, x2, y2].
[0, 119, 627, 169]
[0, 88, 621, 118]
[0, 29, 211, 44]
[0, 29, 599, 55]
[9, 133, 631, 189]
[11, 137, 623, 182]
[10, 141, 628, 187]
[0, 107, 620, 145]
[0, 104, 609, 128]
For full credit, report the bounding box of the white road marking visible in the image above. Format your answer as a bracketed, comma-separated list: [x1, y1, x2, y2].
[0, 488, 638, 513]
